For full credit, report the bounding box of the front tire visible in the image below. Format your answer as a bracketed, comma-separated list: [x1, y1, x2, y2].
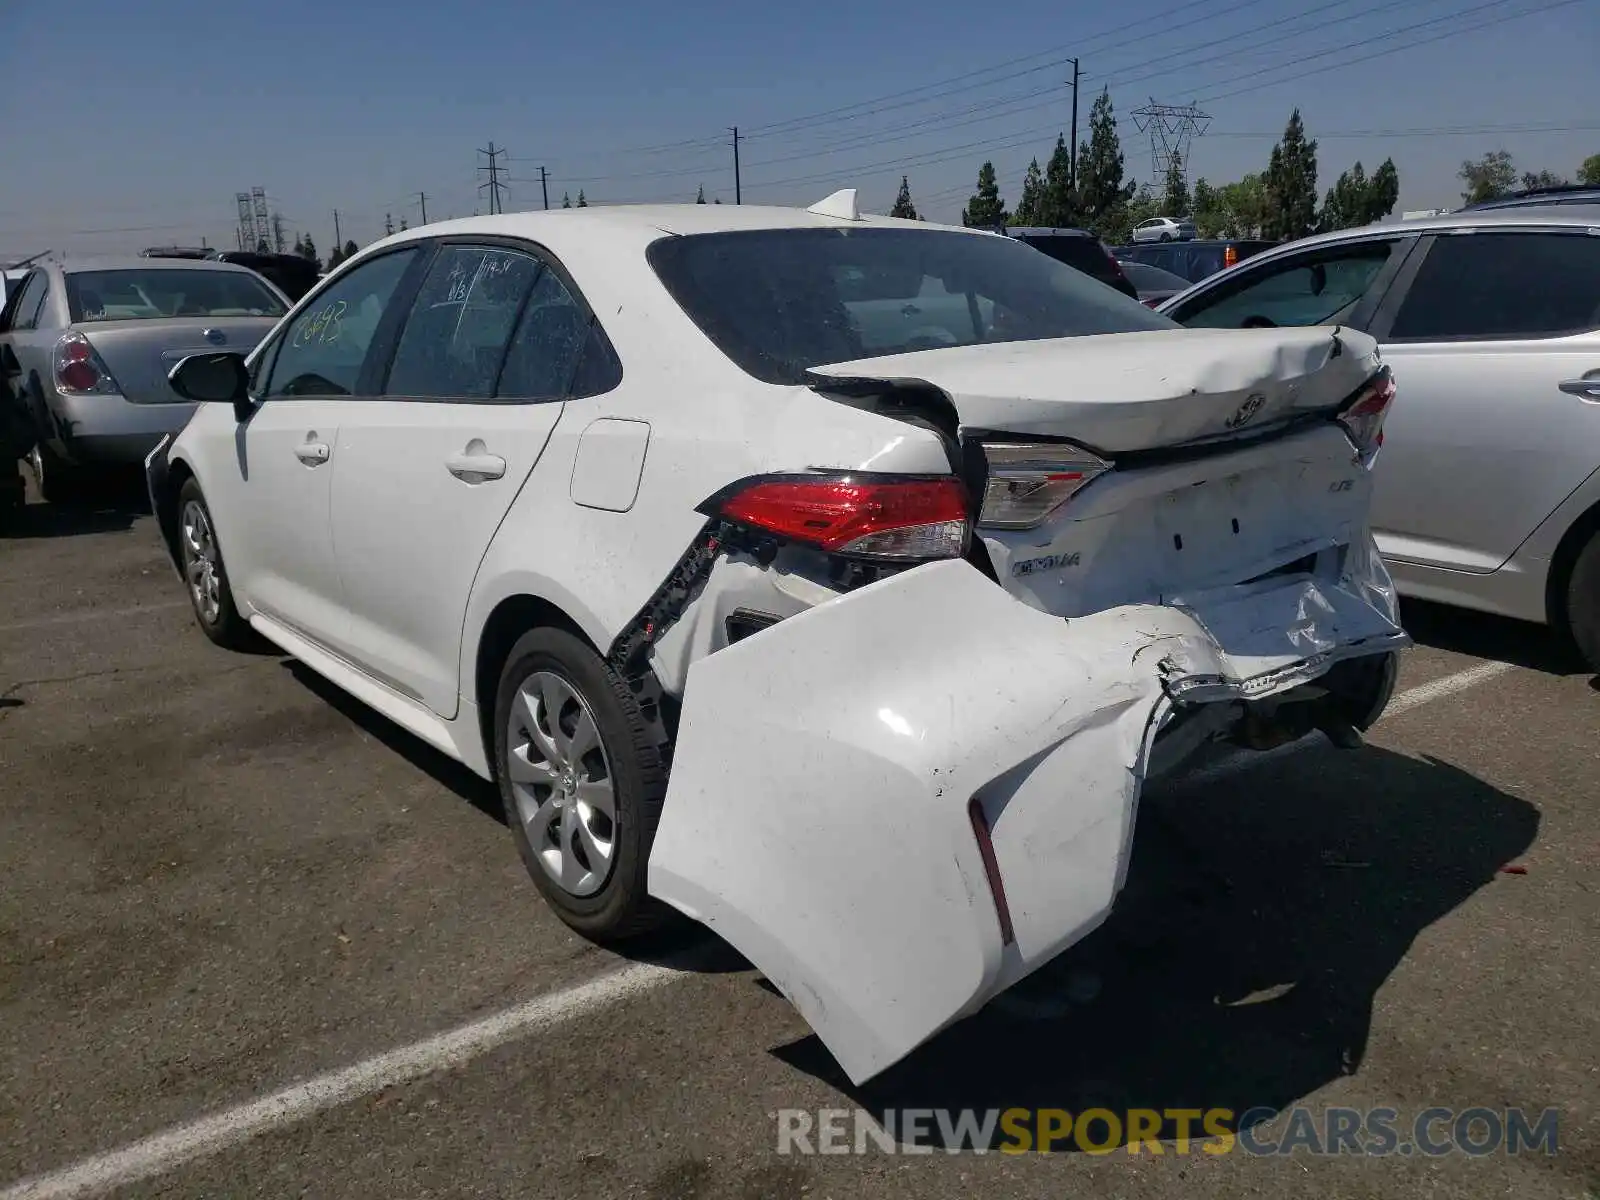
[176, 477, 254, 649]
[1564, 531, 1600, 672]
[494, 627, 668, 941]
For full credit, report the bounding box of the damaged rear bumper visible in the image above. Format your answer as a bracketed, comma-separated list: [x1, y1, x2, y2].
[646, 551, 1407, 1086]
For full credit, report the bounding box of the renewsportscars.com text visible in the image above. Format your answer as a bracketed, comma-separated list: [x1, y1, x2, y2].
[774, 1105, 1560, 1157]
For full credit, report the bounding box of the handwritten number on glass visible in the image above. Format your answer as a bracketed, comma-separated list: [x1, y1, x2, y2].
[292, 299, 347, 347]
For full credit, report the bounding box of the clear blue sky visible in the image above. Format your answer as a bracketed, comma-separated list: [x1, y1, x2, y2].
[1, 0, 1594, 260]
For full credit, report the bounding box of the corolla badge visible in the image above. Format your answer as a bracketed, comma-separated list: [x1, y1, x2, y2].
[1225, 392, 1266, 428]
[202, 328, 227, 345]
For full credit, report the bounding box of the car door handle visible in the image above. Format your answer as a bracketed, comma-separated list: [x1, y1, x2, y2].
[295, 441, 331, 465]
[1558, 378, 1600, 403]
[445, 452, 507, 482]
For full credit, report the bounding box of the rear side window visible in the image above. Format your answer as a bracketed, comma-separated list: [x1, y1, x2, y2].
[385, 246, 542, 399]
[1015, 235, 1115, 280]
[497, 267, 611, 399]
[1388, 231, 1600, 340]
[2, 272, 49, 331]
[66, 269, 285, 322]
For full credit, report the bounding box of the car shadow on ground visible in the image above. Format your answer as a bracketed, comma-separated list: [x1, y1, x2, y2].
[1, 465, 150, 539]
[769, 743, 1539, 1149]
[278, 657, 746, 970]
[1399, 596, 1589, 678]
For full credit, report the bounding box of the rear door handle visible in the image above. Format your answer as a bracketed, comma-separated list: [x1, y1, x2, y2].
[1558, 378, 1600, 403]
[295, 441, 331, 465]
[445, 451, 507, 483]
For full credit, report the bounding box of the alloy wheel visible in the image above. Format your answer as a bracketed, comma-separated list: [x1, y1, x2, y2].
[505, 670, 617, 897]
[180, 499, 222, 625]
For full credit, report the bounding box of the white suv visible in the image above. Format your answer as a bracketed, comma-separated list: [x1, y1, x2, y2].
[147, 191, 1407, 1085]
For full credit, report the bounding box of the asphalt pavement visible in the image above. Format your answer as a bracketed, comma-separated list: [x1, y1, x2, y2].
[1, 479, 1595, 1199]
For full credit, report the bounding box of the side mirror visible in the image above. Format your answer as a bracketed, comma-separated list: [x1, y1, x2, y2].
[168, 352, 254, 422]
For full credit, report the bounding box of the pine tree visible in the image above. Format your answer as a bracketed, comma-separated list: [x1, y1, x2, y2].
[1077, 89, 1136, 241]
[399, 216, 409, 232]
[325, 245, 343, 271]
[576, 190, 588, 207]
[1264, 109, 1318, 240]
[1192, 178, 1223, 237]
[1161, 153, 1190, 218]
[889, 176, 919, 219]
[562, 193, 573, 209]
[300, 233, 319, 270]
[292, 233, 306, 257]
[1040, 134, 1079, 226]
[1013, 158, 1045, 226]
[341, 239, 358, 261]
[961, 161, 1009, 228]
[1366, 158, 1400, 222]
[696, 185, 707, 204]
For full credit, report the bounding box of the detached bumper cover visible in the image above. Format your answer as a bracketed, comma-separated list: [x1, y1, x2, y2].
[647, 550, 1406, 1085]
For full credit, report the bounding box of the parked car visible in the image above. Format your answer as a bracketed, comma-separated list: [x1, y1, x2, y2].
[1130, 215, 1196, 243]
[207, 251, 322, 302]
[1117, 258, 1191, 306]
[1157, 204, 1600, 670]
[1458, 184, 1600, 212]
[999, 226, 1139, 299]
[0, 257, 289, 502]
[147, 192, 1405, 1085]
[1116, 237, 1278, 283]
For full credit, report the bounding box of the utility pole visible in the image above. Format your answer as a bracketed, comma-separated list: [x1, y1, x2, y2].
[729, 126, 743, 205]
[478, 142, 508, 215]
[333, 209, 342, 249]
[1068, 57, 1080, 192]
[417, 193, 428, 224]
[538, 166, 549, 211]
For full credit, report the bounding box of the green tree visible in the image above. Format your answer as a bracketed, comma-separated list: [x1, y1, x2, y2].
[561, 192, 572, 209]
[1458, 150, 1516, 204]
[1191, 178, 1225, 237]
[1161, 153, 1190, 218]
[888, 176, 919, 219]
[1521, 169, 1567, 190]
[1013, 158, 1045, 226]
[1580, 154, 1600, 186]
[576, 190, 588, 207]
[961, 161, 1009, 228]
[1216, 174, 1268, 238]
[1264, 109, 1318, 240]
[292, 233, 306, 257]
[696, 185, 707, 204]
[399, 216, 409, 232]
[325, 244, 343, 271]
[1320, 161, 1370, 231]
[1076, 89, 1137, 241]
[342, 239, 358, 261]
[299, 233, 319, 270]
[1109, 183, 1162, 243]
[1040, 134, 1079, 226]
[1367, 158, 1400, 222]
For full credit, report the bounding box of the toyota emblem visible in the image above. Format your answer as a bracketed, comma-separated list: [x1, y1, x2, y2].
[1226, 392, 1266, 428]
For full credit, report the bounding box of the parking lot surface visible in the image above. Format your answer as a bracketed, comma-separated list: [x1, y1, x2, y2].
[2, 482, 1596, 1199]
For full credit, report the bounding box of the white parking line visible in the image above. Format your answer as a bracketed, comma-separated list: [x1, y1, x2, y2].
[0, 659, 1515, 1199]
[0, 601, 188, 634]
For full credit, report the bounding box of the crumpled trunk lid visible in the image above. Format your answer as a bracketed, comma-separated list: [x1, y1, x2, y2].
[807, 325, 1375, 453]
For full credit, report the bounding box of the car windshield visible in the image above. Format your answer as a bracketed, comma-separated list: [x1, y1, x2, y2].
[66, 268, 286, 322]
[647, 226, 1175, 385]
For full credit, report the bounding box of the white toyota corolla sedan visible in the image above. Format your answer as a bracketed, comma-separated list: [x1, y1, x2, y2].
[146, 190, 1408, 1085]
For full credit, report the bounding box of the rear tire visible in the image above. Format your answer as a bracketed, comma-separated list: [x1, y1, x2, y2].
[493, 627, 669, 942]
[1564, 531, 1600, 673]
[176, 477, 255, 650]
[30, 442, 92, 506]
[1159, 232, 1173, 242]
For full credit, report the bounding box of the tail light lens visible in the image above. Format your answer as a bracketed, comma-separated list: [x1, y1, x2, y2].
[53, 331, 120, 396]
[702, 473, 971, 560]
[976, 442, 1112, 530]
[1224, 245, 1239, 269]
[1338, 369, 1396, 466]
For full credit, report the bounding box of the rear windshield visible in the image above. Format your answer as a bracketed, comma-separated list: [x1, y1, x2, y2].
[647, 227, 1174, 385]
[1010, 234, 1117, 279]
[66, 269, 287, 322]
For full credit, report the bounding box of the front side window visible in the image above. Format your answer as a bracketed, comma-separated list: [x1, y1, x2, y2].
[648, 227, 1173, 386]
[1172, 240, 1398, 329]
[384, 246, 543, 399]
[1387, 231, 1600, 340]
[264, 249, 418, 398]
[65, 269, 286, 322]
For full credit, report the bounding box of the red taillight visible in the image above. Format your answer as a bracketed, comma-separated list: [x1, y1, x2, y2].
[53, 331, 118, 395]
[968, 797, 1015, 946]
[704, 474, 971, 560]
[1224, 245, 1239, 269]
[1338, 370, 1396, 465]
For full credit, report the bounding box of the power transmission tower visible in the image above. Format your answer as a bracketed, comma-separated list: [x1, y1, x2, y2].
[235, 193, 253, 251]
[478, 142, 508, 214]
[1130, 100, 1210, 189]
[251, 187, 272, 252]
[730, 127, 742, 205]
